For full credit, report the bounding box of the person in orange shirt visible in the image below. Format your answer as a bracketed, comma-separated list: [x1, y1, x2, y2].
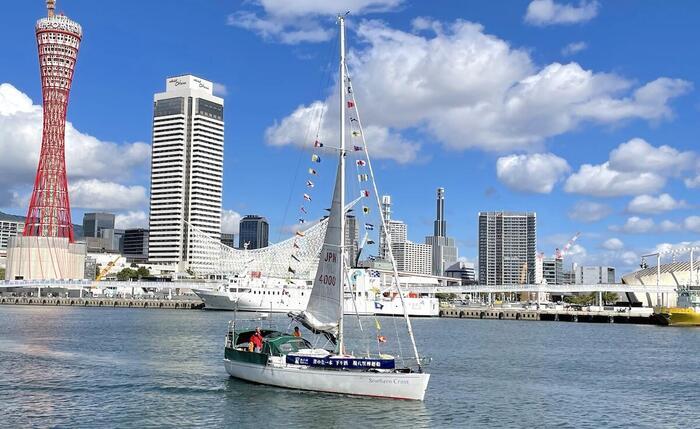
[292, 326, 302, 337]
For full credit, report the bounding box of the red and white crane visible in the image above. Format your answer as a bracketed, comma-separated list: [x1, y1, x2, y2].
[555, 232, 581, 260]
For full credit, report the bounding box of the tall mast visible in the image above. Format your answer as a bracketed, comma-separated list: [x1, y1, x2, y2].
[337, 14, 347, 354]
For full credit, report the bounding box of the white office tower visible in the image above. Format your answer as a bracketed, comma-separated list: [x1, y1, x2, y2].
[147, 75, 224, 273]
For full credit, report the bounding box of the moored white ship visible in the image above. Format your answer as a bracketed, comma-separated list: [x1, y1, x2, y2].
[194, 269, 440, 316]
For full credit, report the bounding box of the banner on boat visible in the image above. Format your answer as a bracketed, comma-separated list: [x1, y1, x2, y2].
[286, 354, 395, 369]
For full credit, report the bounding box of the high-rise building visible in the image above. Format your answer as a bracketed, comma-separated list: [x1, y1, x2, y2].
[575, 266, 615, 284]
[5, 1, 86, 280]
[425, 188, 458, 276]
[346, 215, 359, 265]
[123, 228, 149, 261]
[478, 211, 536, 285]
[147, 75, 224, 272]
[376, 194, 432, 274]
[83, 213, 115, 238]
[239, 215, 269, 249]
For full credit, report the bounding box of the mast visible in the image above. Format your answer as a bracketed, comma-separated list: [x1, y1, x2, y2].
[337, 14, 347, 354]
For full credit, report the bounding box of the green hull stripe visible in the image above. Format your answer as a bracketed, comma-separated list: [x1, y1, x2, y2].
[225, 347, 268, 366]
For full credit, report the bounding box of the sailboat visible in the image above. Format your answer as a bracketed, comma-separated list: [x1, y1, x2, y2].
[222, 15, 430, 401]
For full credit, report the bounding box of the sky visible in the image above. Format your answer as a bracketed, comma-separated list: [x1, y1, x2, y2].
[1, 0, 700, 275]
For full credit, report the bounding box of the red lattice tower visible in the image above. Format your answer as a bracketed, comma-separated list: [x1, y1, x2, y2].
[23, 0, 82, 242]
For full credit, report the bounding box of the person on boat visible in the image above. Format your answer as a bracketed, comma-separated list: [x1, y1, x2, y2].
[250, 327, 264, 353]
[293, 326, 301, 337]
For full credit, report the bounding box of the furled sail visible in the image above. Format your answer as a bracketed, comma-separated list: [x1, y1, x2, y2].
[290, 161, 344, 339]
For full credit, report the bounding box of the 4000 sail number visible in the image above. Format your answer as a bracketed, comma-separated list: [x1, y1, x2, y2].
[318, 274, 336, 286]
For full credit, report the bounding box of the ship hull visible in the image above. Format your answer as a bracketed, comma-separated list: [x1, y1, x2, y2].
[194, 288, 439, 316]
[224, 354, 430, 400]
[653, 308, 700, 326]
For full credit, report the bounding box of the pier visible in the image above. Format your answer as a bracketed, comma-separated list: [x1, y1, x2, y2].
[0, 296, 204, 310]
[440, 306, 657, 324]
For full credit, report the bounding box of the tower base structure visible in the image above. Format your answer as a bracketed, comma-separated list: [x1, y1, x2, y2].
[5, 236, 85, 280]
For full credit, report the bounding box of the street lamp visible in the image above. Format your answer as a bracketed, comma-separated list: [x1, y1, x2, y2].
[640, 252, 661, 308]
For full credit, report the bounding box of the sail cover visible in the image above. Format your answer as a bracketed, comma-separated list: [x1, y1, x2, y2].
[291, 162, 344, 338]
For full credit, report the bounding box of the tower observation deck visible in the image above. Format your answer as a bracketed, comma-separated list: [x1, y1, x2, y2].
[23, 0, 82, 240]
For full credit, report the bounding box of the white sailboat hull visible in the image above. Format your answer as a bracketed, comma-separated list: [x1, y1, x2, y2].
[224, 358, 430, 400]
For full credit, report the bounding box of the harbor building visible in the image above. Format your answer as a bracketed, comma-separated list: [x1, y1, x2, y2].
[123, 228, 149, 262]
[478, 211, 536, 285]
[221, 233, 236, 248]
[239, 215, 269, 249]
[83, 213, 115, 238]
[147, 75, 224, 273]
[445, 261, 476, 284]
[542, 257, 564, 285]
[0, 213, 24, 254]
[83, 213, 122, 252]
[575, 265, 615, 284]
[391, 241, 433, 276]
[424, 188, 458, 276]
[5, 1, 85, 280]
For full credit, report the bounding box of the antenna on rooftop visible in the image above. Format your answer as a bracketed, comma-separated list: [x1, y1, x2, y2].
[47, 0, 56, 17]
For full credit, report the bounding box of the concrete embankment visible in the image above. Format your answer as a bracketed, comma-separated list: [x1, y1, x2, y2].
[0, 296, 204, 310]
[440, 306, 657, 325]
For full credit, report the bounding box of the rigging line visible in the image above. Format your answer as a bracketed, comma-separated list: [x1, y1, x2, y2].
[276, 32, 338, 244]
[344, 63, 423, 371]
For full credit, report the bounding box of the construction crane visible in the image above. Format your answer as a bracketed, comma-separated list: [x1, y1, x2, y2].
[555, 232, 581, 260]
[93, 255, 123, 287]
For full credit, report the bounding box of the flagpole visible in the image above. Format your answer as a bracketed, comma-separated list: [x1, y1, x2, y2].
[337, 14, 347, 355]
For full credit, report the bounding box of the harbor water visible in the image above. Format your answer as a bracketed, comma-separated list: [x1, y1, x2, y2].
[1, 306, 698, 428]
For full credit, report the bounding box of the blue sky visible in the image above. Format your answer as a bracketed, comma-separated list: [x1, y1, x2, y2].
[1, 0, 699, 274]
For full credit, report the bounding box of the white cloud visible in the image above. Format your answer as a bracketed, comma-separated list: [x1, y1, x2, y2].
[602, 237, 624, 250]
[627, 193, 687, 214]
[565, 138, 696, 197]
[213, 82, 228, 97]
[684, 173, 700, 189]
[525, 0, 599, 26]
[565, 162, 664, 197]
[684, 216, 700, 233]
[659, 219, 681, 232]
[69, 179, 147, 210]
[562, 41, 588, 56]
[265, 101, 420, 163]
[227, 0, 402, 44]
[567, 200, 611, 223]
[496, 153, 570, 193]
[221, 210, 243, 234]
[0, 83, 150, 207]
[265, 20, 690, 162]
[609, 138, 695, 176]
[115, 211, 148, 229]
[612, 216, 655, 234]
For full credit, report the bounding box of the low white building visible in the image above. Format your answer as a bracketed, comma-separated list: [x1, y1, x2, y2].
[575, 265, 615, 284]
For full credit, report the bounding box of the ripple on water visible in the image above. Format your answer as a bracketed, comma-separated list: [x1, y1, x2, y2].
[0, 307, 698, 428]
